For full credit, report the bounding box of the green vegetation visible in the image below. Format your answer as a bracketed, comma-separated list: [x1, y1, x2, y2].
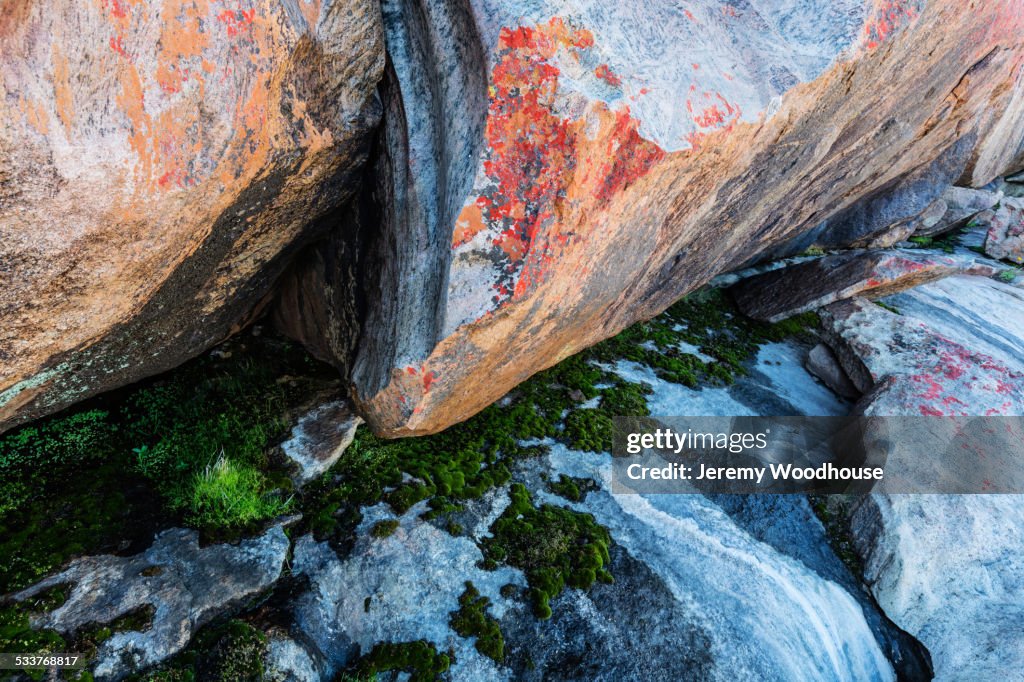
[587, 289, 819, 388]
[188, 456, 292, 531]
[0, 333, 329, 594]
[907, 229, 962, 253]
[345, 640, 451, 682]
[997, 268, 1020, 283]
[873, 300, 902, 315]
[481, 484, 612, 620]
[133, 619, 267, 682]
[449, 581, 504, 663]
[808, 495, 863, 579]
[547, 474, 597, 503]
[370, 519, 401, 538]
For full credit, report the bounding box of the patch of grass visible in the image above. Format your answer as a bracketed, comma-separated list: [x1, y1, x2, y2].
[370, 519, 400, 539]
[907, 229, 962, 253]
[481, 484, 612, 620]
[188, 456, 292, 531]
[345, 640, 451, 682]
[798, 246, 826, 257]
[449, 581, 504, 663]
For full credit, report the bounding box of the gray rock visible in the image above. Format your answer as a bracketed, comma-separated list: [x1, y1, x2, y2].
[981, 197, 1024, 264]
[14, 525, 290, 680]
[851, 495, 1024, 681]
[731, 249, 996, 323]
[280, 400, 363, 484]
[805, 343, 860, 400]
[265, 634, 323, 682]
[913, 185, 1002, 237]
[820, 270, 1024, 679]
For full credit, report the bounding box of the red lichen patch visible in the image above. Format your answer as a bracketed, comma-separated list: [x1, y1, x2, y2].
[684, 9, 697, 23]
[860, 0, 920, 51]
[721, 5, 739, 18]
[455, 17, 665, 308]
[216, 8, 256, 39]
[109, 34, 130, 58]
[595, 63, 622, 87]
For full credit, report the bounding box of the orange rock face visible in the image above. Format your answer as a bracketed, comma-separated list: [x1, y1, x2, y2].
[352, 0, 1024, 436]
[0, 0, 383, 430]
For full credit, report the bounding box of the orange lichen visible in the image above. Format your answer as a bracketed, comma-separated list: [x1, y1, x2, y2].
[861, 0, 919, 50]
[453, 18, 665, 308]
[595, 63, 622, 87]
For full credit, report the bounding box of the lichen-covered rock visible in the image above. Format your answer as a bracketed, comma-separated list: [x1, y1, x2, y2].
[352, 0, 1024, 436]
[982, 197, 1024, 263]
[821, 272, 1024, 679]
[820, 280, 1024, 414]
[13, 524, 290, 680]
[913, 185, 1003, 237]
[0, 0, 384, 433]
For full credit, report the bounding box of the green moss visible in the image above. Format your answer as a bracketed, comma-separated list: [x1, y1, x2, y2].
[449, 581, 504, 663]
[133, 619, 266, 682]
[808, 494, 863, 579]
[370, 519, 400, 538]
[481, 484, 612, 619]
[564, 409, 613, 452]
[997, 268, 1020, 283]
[585, 289, 819, 388]
[874, 300, 901, 315]
[0, 332, 328, 582]
[346, 640, 451, 682]
[547, 474, 597, 503]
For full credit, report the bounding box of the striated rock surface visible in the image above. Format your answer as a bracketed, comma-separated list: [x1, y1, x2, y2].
[820, 284, 1024, 414]
[850, 494, 1024, 681]
[0, 0, 384, 433]
[352, 0, 1024, 436]
[730, 249, 998, 323]
[13, 524, 290, 680]
[819, 271, 1024, 679]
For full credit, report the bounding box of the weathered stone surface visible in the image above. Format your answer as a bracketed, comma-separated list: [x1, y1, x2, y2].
[982, 197, 1024, 263]
[0, 0, 384, 433]
[14, 524, 290, 680]
[352, 0, 1024, 436]
[913, 185, 1002, 237]
[280, 399, 363, 484]
[805, 343, 860, 400]
[731, 249, 996, 323]
[850, 495, 1024, 681]
[819, 272, 1024, 679]
[820, 280, 1024, 414]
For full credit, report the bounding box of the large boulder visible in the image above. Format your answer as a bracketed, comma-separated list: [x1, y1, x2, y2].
[0, 0, 384, 433]
[819, 273, 1024, 679]
[350, 0, 1024, 435]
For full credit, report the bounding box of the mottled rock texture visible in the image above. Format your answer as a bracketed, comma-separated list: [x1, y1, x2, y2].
[982, 197, 1024, 263]
[0, 0, 384, 433]
[14, 524, 290, 680]
[352, 0, 1024, 436]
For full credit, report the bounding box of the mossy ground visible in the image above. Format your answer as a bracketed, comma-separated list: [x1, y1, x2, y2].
[0, 330, 335, 595]
[1, 286, 823, 679]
